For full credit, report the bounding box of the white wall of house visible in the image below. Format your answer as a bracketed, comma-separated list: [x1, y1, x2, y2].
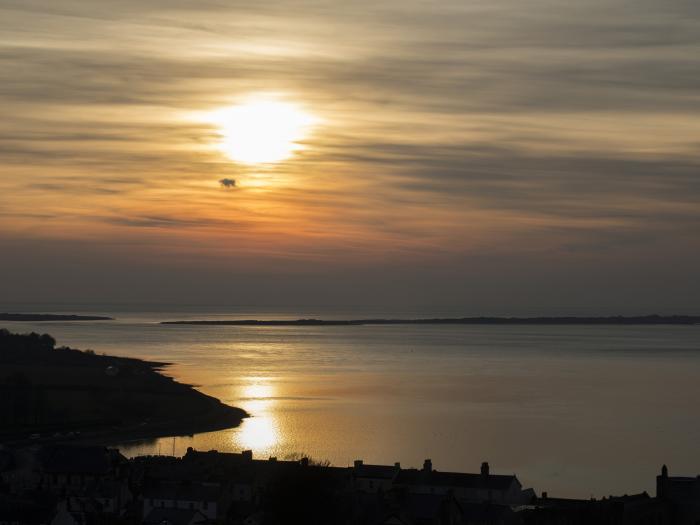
[143, 498, 217, 520]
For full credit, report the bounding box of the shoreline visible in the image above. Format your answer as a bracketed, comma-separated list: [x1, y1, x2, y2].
[0, 329, 247, 447]
[2, 401, 247, 449]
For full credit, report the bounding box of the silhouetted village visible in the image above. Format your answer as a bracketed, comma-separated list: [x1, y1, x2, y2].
[0, 445, 698, 525]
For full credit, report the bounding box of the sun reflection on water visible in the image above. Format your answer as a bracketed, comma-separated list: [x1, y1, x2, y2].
[235, 378, 280, 455]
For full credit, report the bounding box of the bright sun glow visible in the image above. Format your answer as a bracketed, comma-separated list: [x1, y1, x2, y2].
[212, 97, 316, 164]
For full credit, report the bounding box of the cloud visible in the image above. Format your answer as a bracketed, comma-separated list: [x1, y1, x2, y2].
[1, 0, 700, 296]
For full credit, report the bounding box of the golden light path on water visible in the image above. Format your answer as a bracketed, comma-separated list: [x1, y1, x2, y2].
[236, 379, 280, 453]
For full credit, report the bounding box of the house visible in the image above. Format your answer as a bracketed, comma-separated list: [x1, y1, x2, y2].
[39, 445, 127, 495]
[459, 502, 518, 525]
[381, 493, 463, 525]
[0, 493, 54, 525]
[518, 491, 669, 525]
[142, 480, 221, 521]
[65, 478, 132, 516]
[394, 461, 529, 506]
[0, 448, 42, 495]
[142, 507, 208, 525]
[353, 460, 401, 493]
[657, 464, 700, 525]
[181, 448, 256, 502]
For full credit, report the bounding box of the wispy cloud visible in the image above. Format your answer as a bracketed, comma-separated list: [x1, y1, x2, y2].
[1, 0, 699, 308]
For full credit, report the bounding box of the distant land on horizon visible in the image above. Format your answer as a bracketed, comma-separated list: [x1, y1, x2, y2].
[162, 314, 700, 326]
[0, 313, 114, 321]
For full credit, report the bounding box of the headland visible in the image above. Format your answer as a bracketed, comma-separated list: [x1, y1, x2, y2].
[0, 329, 246, 446]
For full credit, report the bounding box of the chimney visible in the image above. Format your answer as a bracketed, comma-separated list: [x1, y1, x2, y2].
[423, 459, 432, 473]
[658, 464, 669, 499]
[481, 462, 490, 477]
[354, 460, 363, 470]
[542, 492, 548, 500]
[394, 462, 401, 470]
[241, 450, 253, 462]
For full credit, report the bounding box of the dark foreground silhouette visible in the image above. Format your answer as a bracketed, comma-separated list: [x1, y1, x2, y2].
[162, 314, 700, 326]
[0, 446, 697, 525]
[0, 329, 246, 445]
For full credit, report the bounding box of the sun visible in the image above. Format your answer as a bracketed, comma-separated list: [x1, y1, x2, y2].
[211, 97, 316, 164]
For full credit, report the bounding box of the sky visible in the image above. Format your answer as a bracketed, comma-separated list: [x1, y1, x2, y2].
[1, 0, 699, 313]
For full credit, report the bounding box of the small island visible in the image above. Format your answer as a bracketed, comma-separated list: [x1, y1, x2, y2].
[0, 313, 114, 321]
[162, 314, 700, 326]
[0, 329, 246, 445]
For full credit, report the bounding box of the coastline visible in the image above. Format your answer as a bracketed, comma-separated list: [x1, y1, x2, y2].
[0, 329, 247, 447]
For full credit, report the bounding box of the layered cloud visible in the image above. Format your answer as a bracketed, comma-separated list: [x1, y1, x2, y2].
[0, 0, 698, 308]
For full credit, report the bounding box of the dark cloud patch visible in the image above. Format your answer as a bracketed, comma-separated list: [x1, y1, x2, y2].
[100, 214, 229, 229]
[219, 178, 236, 188]
[28, 182, 105, 195]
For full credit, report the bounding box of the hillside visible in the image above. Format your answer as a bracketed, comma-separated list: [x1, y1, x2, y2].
[0, 329, 246, 444]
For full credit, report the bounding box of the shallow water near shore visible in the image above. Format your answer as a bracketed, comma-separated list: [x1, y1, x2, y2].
[2, 304, 699, 498]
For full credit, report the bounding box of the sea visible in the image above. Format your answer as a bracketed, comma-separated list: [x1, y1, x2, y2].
[2, 303, 699, 498]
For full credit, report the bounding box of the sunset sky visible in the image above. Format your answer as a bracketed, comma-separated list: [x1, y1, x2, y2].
[1, 0, 699, 312]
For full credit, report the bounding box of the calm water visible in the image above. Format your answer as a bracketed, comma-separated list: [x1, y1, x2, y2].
[2, 306, 700, 498]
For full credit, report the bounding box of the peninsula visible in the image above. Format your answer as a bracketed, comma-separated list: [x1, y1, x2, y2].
[162, 314, 700, 326]
[0, 313, 114, 321]
[0, 329, 246, 445]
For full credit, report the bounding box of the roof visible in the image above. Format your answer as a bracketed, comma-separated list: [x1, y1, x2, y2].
[143, 507, 207, 525]
[83, 479, 126, 499]
[143, 481, 220, 502]
[41, 446, 119, 475]
[394, 469, 519, 491]
[355, 464, 399, 480]
[666, 476, 700, 483]
[533, 493, 651, 510]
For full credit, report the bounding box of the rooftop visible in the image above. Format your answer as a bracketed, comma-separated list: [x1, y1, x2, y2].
[40, 445, 121, 475]
[395, 469, 518, 491]
[143, 480, 221, 502]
